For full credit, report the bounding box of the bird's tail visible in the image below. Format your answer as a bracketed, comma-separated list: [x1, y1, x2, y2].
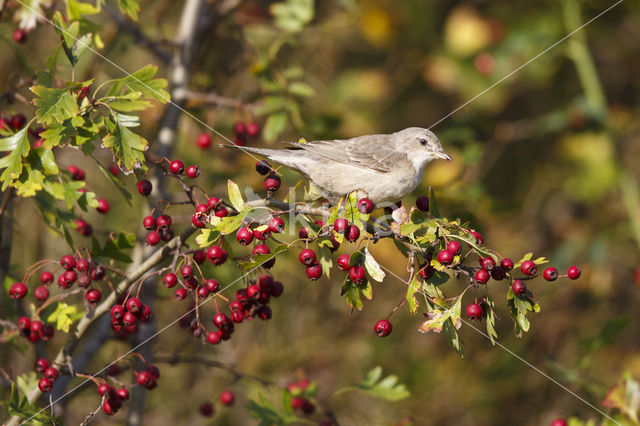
[222, 144, 301, 170]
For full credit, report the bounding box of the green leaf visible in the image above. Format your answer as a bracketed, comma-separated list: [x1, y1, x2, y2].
[118, 0, 140, 20]
[513, 252, 533, 269]
[0, 124, 32, 190]
[418, 296, 462, 333]
[288, 81, 315, 98]
[318, 245, 332, 278]
[406, 274, 421, 314]
[363, 246, 385, 282]
[92, 232, 136, 263]
[443, 317, 464, 357]
[102, 119, 148, 171]
[195, 229, 221, 248]
[8, 384, 54, 425]
[263, 112, 288, 143]
[227, 180, 245, 212]
[270, 0, 314, 33]
[16, 372, 39, 397]
[353, 366, 410, 402]
[46, 302, 83, 333]
[121, 65, 169, 103]
[342, 279, 363, 310]
[39, 149, 59, 175]
[208, 209, 252, 236]
[360, 281, 373, 300]
[66, 0, 101, 20]
[248, 391, 300, 426]
[484, 294, 498, 345]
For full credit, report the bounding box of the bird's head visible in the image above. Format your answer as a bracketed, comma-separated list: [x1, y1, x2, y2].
[393, 127, 452, 170]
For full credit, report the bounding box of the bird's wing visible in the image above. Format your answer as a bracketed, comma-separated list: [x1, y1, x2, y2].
[287, 134, 404, 173]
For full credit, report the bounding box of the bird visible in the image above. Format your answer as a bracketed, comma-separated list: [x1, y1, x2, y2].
[228, 127, 451, 204]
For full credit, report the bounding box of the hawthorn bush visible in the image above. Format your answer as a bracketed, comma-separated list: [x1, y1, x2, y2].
[1, 0, 639, 425]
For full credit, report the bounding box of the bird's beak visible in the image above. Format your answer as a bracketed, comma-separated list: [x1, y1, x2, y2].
[436, 151, 453, 162]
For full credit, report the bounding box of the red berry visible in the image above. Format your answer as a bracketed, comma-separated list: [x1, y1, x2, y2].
[475, 269, 489, 284]
[116, 387, 129, 400]
[252, 243, 270, 256]
[142, 215, 156, 230]
[512, 280, 527, 296]
[40, 271, 54, 285]
[44, 367, 58, 381]
[38, 378, 52, 393]
[481, 256, 496, 271]
[346, 225, 360, 242]
[567, 266, 581, 280]
[256, 305, 272, 320]
[197, 133, 212, 149]
[374, 319, 392, 337]
[437, 249, 454, 265]
[126, 297, 142, 314]
[357, 198, 375, 214]
[60, 254, 76, 270]
[136, 370, 152, 386]
[205, 278, 219, 293]
[349, 265, 366, 284]
[520, 260, 537, 276]
[122, 311, 136, 327]
[446, 240, 462, 255]
[551, 419, 568, 426]
[500, 258, 514, 271]
[233, 121, 247, 135]
[95, 198, 110, 214]
[10, 113, 27, 131]
[9, 282, 27, 299]
[76, 258, 90, 272]
[337, 254, 351, 271]
[256, 160, 271, 175]
[86, 289, 101, 305]
[77, 274, 92, 288]
[146, 231, 160, 245]
[137, 179, 152, 196]
[264, 174, 281, 191]
[146, 364, 160, 379]
[156, 214, 172, 228]
[199, 402, 214, 417]
[169, 160, 184, 174]
[305, 263, 322, 280]
[75, 218, 93, 236]
[197, 286, 209, 298]
[491, 266, 506, 281]
[180, 264, 194, 278]
[207, 197, 220, 208]
[247, 122, 260, 137]
[220, 390, 235, 406]
[333, 218, 349, 234]
[174, 288, 187, 301]
[192, 212, 207, 228]
[207, 331, 221, 344]
[416, 195, 429, 212]
[34, 286, 49, 301]
[465, 303, 483, 320]
[469, 230, 484, 245]
[543, 267, 558, 281]
[270, 281, 284, 297]
[97, 383, 113, 396]
[17, 316, 31, 330]
[12, 28, 26, 43]
[268, 216, 285, 233]
[186, 165, 200, 178]
[34, 358, 49, 373]
[111, 305, 124, 320]
[207, 246, 228, 266]
[299, 227, 309, 239]
[193, 249, 206, 264]
[214, 205, 228, 218]
[252, 227, 271, 241]
[109, 165, 120, 175]
[298, 249, 316, 266]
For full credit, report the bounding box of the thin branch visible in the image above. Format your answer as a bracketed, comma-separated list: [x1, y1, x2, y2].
[79, 394, 106, 426]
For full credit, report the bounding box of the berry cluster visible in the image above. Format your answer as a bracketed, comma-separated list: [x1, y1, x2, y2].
[110, 296, 152, 338]
[288, 379, 316, 415]
[199, 389, 235, 418]
[143, 214, 175, 246]
[232, 121, 261, 146]
[34, 358, 59, 393]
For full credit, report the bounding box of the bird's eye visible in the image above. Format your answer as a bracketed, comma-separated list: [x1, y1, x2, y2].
[419, 138, 427, 147]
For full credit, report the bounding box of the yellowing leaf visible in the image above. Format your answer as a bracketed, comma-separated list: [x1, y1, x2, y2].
[227, 180, 245, 212]
[46, 302, 83, 333]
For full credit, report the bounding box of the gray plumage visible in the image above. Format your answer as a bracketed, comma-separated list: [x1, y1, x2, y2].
[230, 127, 451, 204]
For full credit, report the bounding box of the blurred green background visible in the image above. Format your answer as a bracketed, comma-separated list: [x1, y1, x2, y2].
[2, 0, 640, 424]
